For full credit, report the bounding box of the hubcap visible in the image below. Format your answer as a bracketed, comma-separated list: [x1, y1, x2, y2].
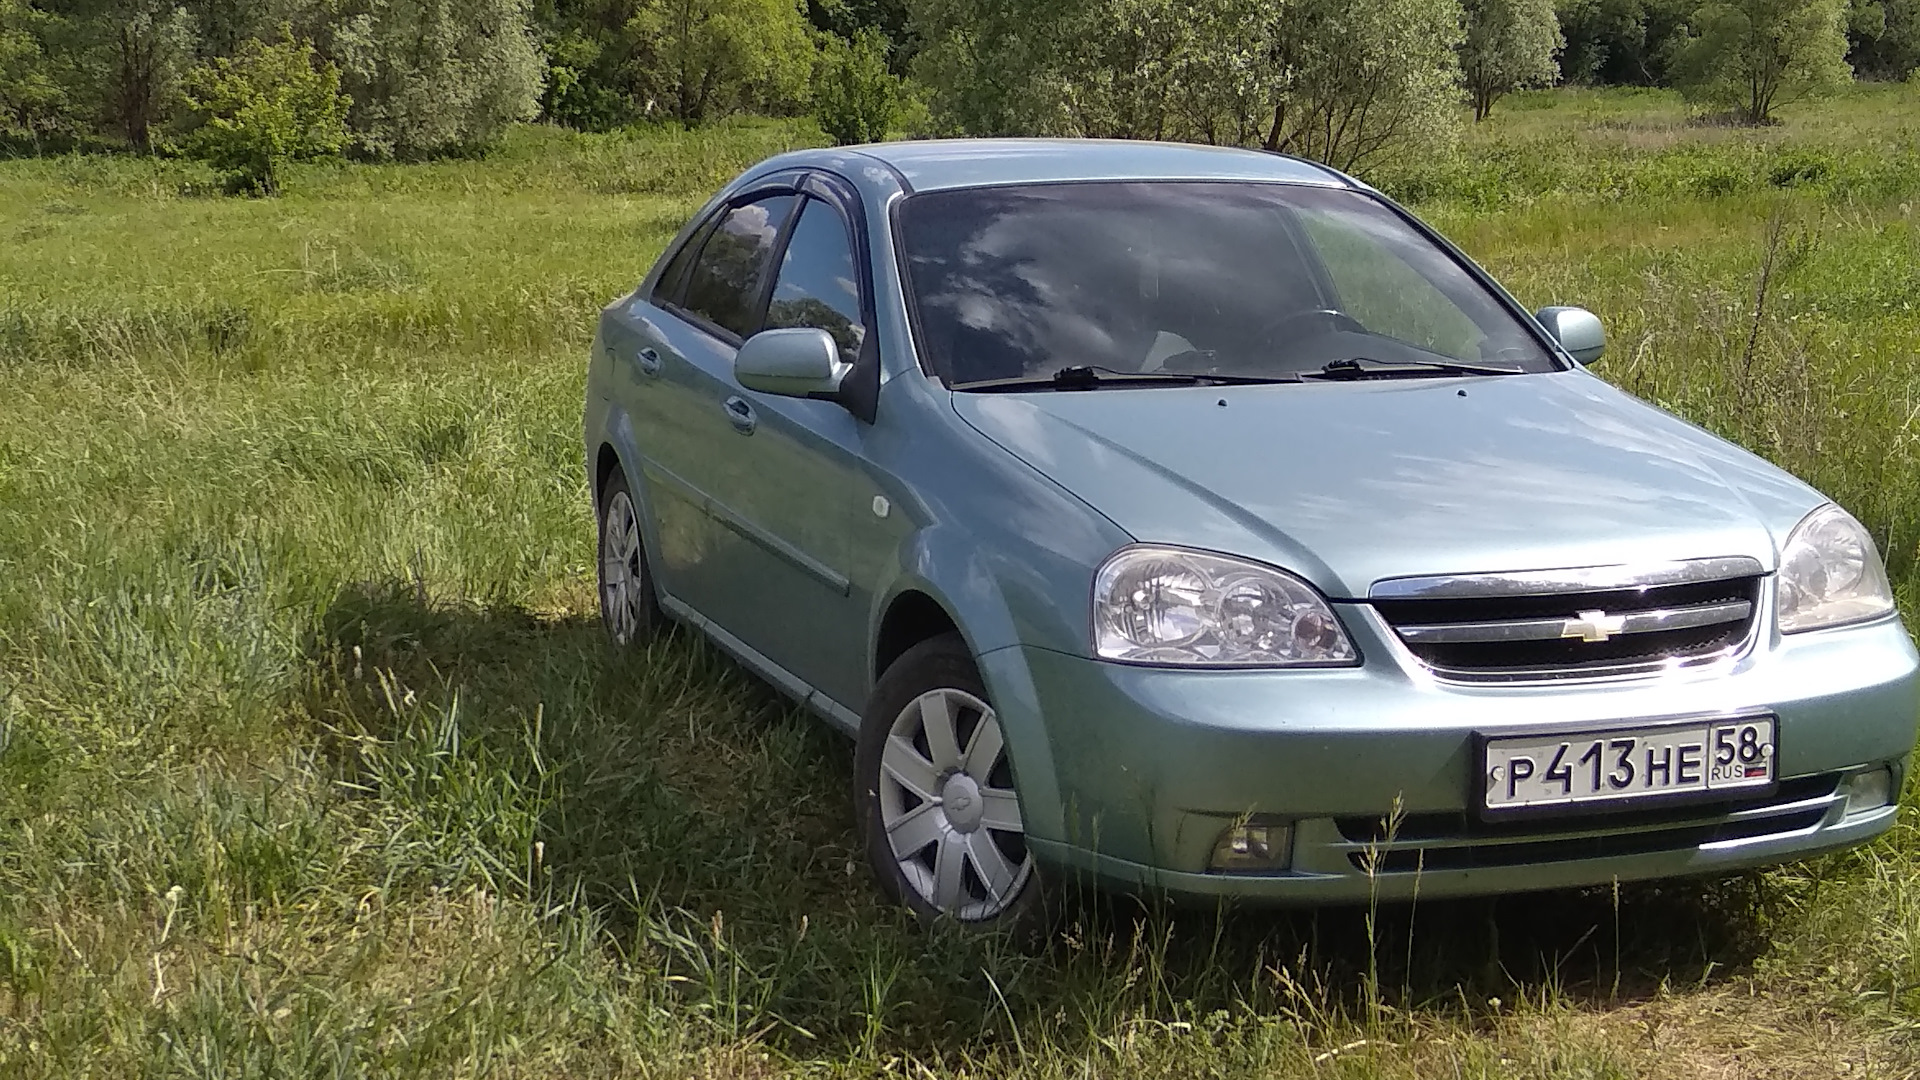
[877, 687, 1031, 921]
[600, 490, 644, 645]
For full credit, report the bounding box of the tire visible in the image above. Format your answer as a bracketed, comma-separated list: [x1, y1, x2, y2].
[855, 633, 1046, 935]
[597, 467, 661, 645]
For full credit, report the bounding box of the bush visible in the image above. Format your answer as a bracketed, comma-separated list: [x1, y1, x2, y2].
[814, 29, 898, 145]
[626, 0, 815, 127]
[909, 0, 1464, 172]
[181, 33, 350, 194]
[286, 0, 546, 158]
[1672, 0, 1853, 124]
[0, 0, 72, 147]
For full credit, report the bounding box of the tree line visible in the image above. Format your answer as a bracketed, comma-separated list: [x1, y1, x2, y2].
[1, 0, 1914, 189]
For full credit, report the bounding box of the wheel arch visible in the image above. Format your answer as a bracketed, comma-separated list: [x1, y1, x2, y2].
[594, 442, 623, 504]
[873, 589, 963, 684]
[868, 535, 1075, 847]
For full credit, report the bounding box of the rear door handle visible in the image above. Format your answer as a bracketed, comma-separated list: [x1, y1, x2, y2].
[723, 395, 757, 435]
[636, 347, 662, 376]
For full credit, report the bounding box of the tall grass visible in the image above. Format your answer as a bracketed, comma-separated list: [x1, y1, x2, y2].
[2, 95, 1919, 1076]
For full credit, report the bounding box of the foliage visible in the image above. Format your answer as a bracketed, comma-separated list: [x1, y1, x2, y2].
[910, 0, 1464, 171]
[813, 27, 897, 143]
[805, 0, 909, 62]
[539, 26, 631, 131]
[1672, 0, 1853, 123]
[631, 0, 816, 126]
[1553, 0, 1691, 84]
[533, 0, 814, 130]
[41, 0, 200, 149]
[180, 32, 348, 193]
[0, 0, 70, 144]
[1849, 0, 1920, 80]
[1461, 0, 1564, 120]
[284, 0, 546, 157]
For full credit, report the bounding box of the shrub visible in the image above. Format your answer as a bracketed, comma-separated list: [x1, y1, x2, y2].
[181, 33, 349, 193]
[286, 0, 546, 158]
[0, 0, 72, 147]
[626, 0, 815, 127]
[909, 0, 1464, 172]
[814, 29, 898, 145]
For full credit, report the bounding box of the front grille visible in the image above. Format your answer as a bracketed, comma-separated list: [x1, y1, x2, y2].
[1334, 773, 1841, 873]
[1371, 565, 1764, 681]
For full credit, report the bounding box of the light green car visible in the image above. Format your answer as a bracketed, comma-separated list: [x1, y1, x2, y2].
[583, 139, 1918, 931]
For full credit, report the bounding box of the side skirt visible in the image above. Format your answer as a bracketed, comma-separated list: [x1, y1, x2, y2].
[658, 592, 862, 737]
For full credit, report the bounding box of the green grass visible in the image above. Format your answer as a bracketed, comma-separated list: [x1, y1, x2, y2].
[3, 97, 1920, 1076]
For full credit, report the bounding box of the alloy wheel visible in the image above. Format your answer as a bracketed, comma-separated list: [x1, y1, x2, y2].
[876, 687, 1031, 921]
[600, 488, 646, 645]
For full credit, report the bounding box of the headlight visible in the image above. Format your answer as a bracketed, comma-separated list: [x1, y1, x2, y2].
[1777, 504, 1895, 633]
[1092, 546, 1357, 666]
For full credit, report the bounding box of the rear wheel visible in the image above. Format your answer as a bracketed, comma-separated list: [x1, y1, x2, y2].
[856, 633, 1043, 932]
[597, 468, 660, 645]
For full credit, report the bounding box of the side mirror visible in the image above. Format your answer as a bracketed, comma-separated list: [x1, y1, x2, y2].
[1534, 306, 1606, 366]
[734, 327, 850, 399]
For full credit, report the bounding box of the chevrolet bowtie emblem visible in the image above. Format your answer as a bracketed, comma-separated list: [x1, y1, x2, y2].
[1562, 609, 1628, 643]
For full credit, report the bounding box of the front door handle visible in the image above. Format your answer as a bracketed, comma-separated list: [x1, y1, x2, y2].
[723, 395, 757, 435]
[636, 347, 662, 376]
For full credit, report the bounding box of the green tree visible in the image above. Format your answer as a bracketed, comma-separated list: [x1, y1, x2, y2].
[42, 0, 199, 148]
[181, 31, 348, 192]
[805, 0, 909, 64]
[1460, 0, 1562, 120]
[1554, 0, 1692, 84]
[1849, 0, 1920, 80]
[629, 0, 814, 126]
[814, 27, 898, 143]
[909, 0, 1463, 172]
[0, 0, 71, 145]
[284, 0, 546, 157]
[1672, 0, 1852, 123]
[1255, 0, 1465, 169]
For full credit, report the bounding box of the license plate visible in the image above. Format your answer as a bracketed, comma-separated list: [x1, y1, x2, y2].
[1481, 717, 1776, 814]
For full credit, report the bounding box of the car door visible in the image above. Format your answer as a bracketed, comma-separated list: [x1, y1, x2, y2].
[602, 186, 800, 625]
[712, 182, 876, 709]
[605, 176, 872, 709]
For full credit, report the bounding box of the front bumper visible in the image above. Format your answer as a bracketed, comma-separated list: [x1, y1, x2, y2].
[979, 604, 1919, 904]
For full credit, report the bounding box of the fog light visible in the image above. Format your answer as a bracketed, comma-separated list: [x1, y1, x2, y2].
[1846, 767, 1894, 816]
[1209, 820, 1293, 872]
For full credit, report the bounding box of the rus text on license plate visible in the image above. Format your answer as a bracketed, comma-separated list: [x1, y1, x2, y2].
[1481, 717, 1776, 813]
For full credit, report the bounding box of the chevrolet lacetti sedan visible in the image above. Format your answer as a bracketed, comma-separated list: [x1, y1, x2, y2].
[582, 139, 1919, 930]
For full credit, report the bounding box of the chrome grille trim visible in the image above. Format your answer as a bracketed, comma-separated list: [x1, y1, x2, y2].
[1368, 556, 1767, 601]
[1369, 560, 1766, 681]
[1396, 599, 1753, 645]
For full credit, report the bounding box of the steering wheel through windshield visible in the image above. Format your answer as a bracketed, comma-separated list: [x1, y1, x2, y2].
[1258, 308, 1366, 346]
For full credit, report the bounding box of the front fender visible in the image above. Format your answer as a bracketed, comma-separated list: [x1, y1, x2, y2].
[872, 504, 1127, 849]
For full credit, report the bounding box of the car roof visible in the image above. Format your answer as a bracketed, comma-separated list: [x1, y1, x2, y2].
[762, 139, 1357, 194]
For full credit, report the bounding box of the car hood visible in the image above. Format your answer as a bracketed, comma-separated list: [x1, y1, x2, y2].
[951, 370, 1826, 599]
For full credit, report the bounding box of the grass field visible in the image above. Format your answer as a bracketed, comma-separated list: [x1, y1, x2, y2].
[4, 86, 1920, 1077]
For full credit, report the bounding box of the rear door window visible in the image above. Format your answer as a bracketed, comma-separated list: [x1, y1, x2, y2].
[652, 214, 715, 307]
[682, 194, 798, 339]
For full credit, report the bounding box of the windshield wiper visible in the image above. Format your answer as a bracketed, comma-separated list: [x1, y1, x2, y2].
[956, 364, 1302, 392]
[1306, 356, 1524, 380]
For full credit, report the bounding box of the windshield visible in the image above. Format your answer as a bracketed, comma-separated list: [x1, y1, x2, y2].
[897, 181, 1559, 387]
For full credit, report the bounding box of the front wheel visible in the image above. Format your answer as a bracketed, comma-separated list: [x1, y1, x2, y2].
[855, 633, 1044, 931]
